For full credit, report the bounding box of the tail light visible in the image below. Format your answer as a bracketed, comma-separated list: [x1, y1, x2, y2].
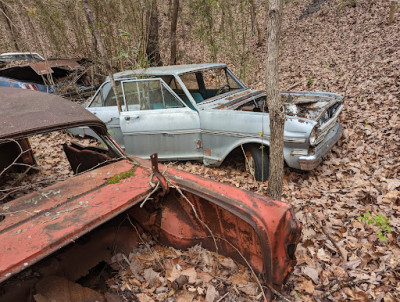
[21, 83, 38, 91]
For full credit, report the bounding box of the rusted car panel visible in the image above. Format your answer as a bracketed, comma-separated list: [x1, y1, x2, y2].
[0, 157, 301, 288]
[0, 55, 94, 97]
[0, 161, 153, 283]
[0, 88, 301, 299]
[131, 159, 301, 286]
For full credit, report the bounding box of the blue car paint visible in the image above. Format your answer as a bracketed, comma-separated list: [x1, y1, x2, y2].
[0, 76, 54, 93]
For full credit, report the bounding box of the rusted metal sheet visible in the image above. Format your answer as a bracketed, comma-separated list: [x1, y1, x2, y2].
[0, 160, 153, 283]
[168, 169, 301, 287]
[130, 158, 302, 288]
[0, 155, 301, 298]
[0, 59, 82, 77]
[0, 87, 106, 139]
[29, 59, 82, 75]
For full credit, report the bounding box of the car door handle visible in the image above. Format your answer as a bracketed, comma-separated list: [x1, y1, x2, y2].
[125, 115, 139, 120]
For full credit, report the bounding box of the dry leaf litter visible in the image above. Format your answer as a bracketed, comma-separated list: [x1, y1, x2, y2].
[107, 236, 263, 302]
[172, 0, 400, 301]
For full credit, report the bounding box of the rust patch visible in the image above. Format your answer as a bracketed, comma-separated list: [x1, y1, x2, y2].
[196, 140, 202, 149]
[204, 149, 212, 156]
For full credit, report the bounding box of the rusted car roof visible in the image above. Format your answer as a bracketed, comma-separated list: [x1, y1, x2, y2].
[0, 87, 106, 139]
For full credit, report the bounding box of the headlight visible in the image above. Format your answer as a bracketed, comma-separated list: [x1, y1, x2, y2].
[309, 127, 318, 146]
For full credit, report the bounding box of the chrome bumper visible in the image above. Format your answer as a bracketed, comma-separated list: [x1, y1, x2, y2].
[298, 124, 343, 170]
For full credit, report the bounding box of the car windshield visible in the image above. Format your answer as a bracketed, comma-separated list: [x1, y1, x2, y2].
[176, 67, 244, 104]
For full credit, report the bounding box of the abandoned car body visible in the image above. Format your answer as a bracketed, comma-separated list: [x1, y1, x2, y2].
[73, 63, 343, 181]
[0, 53, 94, 98]
[0, 88, 301, 301]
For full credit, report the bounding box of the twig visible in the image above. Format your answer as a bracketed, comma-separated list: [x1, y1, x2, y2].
[166, 179, 219, 259]
[177, 233, 268, 302]
[323, 265, 399, 298]
[216, 292, 229, 302]
[286, 82, 301, 91]
[0, 138, 33, 177]
[262, 285, 293, 302]
[240, 144, 255, 180]
[139, 181, 160, 208]
[215, 236, 268, 302]
[311, 214, 346, 261]
[323, 279, 364, 298]
[126, 215, 165, 272]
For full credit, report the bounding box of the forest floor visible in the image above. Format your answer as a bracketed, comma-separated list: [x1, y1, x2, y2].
[170, 0, 400, 301]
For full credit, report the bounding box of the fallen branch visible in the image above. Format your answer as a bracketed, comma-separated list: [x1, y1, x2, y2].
[126, 214, 165, 272]
[178, 234, 269, 302]
[166, 178, 220, 259]
[262, 285, 293, 302]
[323, 279, 365, 298]
[311, 214, 347, 261]
[323, 265, 399, 298]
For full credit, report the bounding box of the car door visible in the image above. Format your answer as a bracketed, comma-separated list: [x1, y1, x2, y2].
[86, 80, 132, 149]
[119, 79, 202, 160]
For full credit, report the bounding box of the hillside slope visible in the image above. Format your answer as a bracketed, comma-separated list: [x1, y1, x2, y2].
[175, 0, 400, 300]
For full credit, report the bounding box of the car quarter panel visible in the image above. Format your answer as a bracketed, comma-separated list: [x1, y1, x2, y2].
[198, 110, 313, 166]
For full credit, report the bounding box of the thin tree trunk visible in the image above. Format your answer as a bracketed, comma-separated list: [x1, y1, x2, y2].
[145, 0, 162, 66]
[169, 0, 179, 65]
[265, 0, 284, 200]
[389, 1, 396, 25]
[0, 1, 20, 51]
[249, 0, 263, 46]
[82, 0, 122, 113]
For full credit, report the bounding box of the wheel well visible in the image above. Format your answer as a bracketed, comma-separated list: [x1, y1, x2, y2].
[221, 143, 289, 168]
[221, 143, 270, 166]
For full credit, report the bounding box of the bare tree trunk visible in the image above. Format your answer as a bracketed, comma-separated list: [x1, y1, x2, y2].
[265, 0, 284, 200]
[82, 0, 122, 113]
[169, 0, 179, 65]
[389, 1, 396, 25]
[146, 0, 162, 66]
[0, 1, 20, 51]
[249, 0, 263, 46]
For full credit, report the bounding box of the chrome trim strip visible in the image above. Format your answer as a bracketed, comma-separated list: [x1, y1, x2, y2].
[122, 128, 306, 143]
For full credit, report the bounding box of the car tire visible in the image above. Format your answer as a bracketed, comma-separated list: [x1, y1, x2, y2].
[245, 145, 269, 182]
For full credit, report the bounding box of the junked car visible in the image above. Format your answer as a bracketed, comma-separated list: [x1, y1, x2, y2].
[73, 63, 343, 181]
[0, 52, 95, 98]
[0, 87, 301, 301]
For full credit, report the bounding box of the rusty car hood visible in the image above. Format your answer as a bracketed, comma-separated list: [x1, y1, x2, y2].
[0, 59, 82, 83]
[198, 89, 343, 122]
[0, 87, 106, 139]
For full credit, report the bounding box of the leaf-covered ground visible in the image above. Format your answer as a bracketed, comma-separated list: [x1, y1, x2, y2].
[171, 0, 400, 300]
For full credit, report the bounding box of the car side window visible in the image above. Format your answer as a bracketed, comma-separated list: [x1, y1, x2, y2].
[89, 81, 124, 107]
[122, 79, 184, 111]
